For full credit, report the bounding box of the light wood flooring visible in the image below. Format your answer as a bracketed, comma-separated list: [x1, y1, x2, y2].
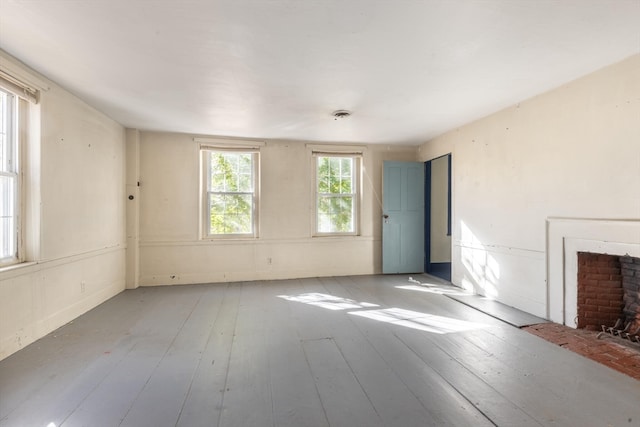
[1, 274, 639, 427]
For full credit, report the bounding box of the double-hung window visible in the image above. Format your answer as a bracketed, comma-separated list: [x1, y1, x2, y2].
[0, 87, 19, 265]
[202, 147, 259, 238]
[314, 153, 361, 235]
[0, 67, 38, 267]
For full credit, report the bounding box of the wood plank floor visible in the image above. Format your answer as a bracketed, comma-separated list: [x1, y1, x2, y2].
[1, 274, 639, 427]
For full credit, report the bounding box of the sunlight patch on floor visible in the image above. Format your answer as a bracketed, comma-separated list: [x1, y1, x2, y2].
[349, 307, 489, 334]
[277, 293, 379, 310]
[396, 284, 471, 296]
[278, 292, 488, 334]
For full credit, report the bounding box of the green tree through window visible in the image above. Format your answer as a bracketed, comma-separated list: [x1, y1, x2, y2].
[206, 150, 256, 235]
[316, 156, 357, 233]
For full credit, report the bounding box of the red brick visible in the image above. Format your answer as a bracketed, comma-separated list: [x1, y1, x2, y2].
[597, 267, 620, 275]
[598, 280, 623, 288]
[578, 252, 596, 261]
[587, 299, 614, 306]
[591, 353, 616, 364]
[598, 289, 623, 298]
[584, 311, 605, 319]
[598, 306, 622, 314]
[582, 343, 609, 353]
[618, 358, 640, 368]
[584, 287, 604, 294]
[579, 279, 599, 288]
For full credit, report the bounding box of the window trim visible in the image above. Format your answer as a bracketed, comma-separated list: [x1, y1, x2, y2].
[312, 151, 363, 237]
[200, 146, 260, 239]
[0, 70, 38, 104]
[0, 56, 43, 269]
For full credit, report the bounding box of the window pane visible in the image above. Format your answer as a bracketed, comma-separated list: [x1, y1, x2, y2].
[0, 174, 16, 260]
[210, 153, 231, 191]
[0, 90, 14, 173]
[0, 91, 6, 172]
[209, 193, 253, 234]
[317, 195, 354, 233]
[210, 152, 254, 193]
[317, 157, 329, 193]
[340, 158, 352, 193]
[317, 156, 354, 194]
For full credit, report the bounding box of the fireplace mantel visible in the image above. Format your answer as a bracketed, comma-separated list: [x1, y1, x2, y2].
[547, 218, 640, 327]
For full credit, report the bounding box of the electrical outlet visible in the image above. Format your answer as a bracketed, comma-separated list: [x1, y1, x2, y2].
[267, 257, 272, 265]
[80, 281, 86, 293]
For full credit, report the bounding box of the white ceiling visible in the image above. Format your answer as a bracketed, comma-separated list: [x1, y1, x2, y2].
[1, 0, 639, 145]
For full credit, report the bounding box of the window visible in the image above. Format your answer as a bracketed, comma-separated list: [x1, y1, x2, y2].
[0, 88, 19, 265]
[315, 154, 360, 235]
[202, 148, 258, 237]
[0, 67, 38, 267]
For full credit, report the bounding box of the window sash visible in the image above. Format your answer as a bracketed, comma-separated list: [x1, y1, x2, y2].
[317, 194, 355, 233]
[1, 89, 16, 174]
[0, 88, 19, 265]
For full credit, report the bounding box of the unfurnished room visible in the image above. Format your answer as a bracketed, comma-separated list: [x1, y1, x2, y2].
[0, 1, 639, 426]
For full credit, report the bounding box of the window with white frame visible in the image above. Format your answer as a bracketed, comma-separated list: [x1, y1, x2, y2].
[202, 148, 258, 237]
[0, 87, 19, 265]
[314, 154, 360, 235]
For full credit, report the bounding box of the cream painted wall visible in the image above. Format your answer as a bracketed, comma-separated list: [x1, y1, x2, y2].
[125, 129, 140, 289]
[0, 51, 126, 361]
[429, 155, 451, 263]
[137, 131, 417, 285]
[418, 54, 640, 318]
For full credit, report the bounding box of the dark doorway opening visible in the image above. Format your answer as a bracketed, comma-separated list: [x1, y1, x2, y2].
[424, 154, 452, 281]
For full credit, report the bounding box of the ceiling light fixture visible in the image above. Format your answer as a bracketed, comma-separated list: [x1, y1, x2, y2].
[332, 110, 352, 120]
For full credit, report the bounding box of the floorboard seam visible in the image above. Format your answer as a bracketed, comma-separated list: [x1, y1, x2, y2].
[215, 282, 243, 427]
[393, 332, 501, 427]
[174, 283, 227, 427]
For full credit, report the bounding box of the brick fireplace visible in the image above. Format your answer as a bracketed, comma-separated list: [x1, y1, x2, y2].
[576, 253, 640, 332]
[547, 218, 640, 328]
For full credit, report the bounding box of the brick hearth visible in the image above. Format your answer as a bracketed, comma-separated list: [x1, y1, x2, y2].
[524, 323, 640, 381]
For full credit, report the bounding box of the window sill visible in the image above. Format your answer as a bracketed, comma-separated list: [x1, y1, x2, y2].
[0, 261, 38, 279]
[313, 234, 360, 238]
[200, 235, 258, 241]
[141, 236, 375, 247]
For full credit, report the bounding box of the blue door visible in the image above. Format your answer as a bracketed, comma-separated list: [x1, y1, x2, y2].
[382, 161, 425, 273]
